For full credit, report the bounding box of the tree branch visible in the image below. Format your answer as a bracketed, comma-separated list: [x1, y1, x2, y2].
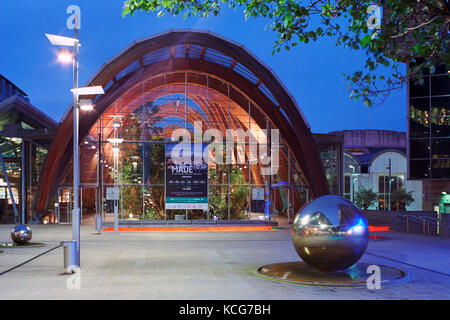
[390, 15, 440, 38]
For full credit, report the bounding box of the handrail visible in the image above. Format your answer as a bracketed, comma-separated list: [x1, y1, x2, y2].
[393, 213, 440, 235]
[394, 213, 439, 223]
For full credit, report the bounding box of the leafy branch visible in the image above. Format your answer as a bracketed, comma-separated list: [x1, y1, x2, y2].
[122, 0, 450, 106]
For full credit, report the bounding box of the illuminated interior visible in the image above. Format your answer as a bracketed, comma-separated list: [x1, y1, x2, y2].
[35, 30, 329, 222]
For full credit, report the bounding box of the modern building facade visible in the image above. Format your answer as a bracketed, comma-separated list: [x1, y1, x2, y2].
[408, 64, 450, 213]
[332, 129, 423, 211]
[0, 74, 57, 223]
[33, 30, 332, 223]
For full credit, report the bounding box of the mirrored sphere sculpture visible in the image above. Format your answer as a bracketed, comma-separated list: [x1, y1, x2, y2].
[11, 224, 32, 245]
[292, 195, 369, 272]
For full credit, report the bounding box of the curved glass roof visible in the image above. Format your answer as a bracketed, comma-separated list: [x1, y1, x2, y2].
[104, 43, 280, 108]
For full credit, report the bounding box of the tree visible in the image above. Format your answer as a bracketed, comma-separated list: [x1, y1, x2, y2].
[391, 188, 415, 211]
[354, 186, 377, 210]
[122, 0, 449, 106]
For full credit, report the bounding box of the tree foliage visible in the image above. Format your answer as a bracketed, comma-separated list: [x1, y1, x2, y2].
[391, 188, 415, 211]
[122, 0, 449, 106]
[354, 185, 378, 210]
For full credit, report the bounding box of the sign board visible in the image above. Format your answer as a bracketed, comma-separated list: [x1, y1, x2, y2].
[165, 143, 208, 210]
[252, 188, 265, 200]
[251, 188, 265, 213]
[106, 187, 119, 200]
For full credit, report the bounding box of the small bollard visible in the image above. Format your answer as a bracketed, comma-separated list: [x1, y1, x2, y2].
[95, 214, 102, 233]
[61, 240, 77, 274]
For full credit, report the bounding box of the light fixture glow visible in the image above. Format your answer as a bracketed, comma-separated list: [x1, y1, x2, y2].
[57, 48, 73, 64]
[79, 99, 94, 111]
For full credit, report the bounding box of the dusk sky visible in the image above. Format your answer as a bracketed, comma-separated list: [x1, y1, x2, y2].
[0, 0, 407, 133]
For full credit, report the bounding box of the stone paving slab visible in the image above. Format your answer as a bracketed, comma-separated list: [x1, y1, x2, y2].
[0, 224, 449, 299]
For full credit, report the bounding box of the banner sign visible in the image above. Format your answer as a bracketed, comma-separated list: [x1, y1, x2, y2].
[165, 143, 208, 210]
[251, 188, 265, 213]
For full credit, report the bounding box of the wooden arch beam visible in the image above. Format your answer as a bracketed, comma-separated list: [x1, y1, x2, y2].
[34, 32, 328, 214]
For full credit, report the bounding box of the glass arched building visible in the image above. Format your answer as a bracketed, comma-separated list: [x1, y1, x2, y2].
[34, 30, 329, 223]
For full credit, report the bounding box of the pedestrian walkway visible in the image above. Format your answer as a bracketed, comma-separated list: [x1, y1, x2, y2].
[0, 224, 449, 299]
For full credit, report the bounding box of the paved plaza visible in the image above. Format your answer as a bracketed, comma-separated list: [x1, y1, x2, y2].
[0, 224, 449, 300]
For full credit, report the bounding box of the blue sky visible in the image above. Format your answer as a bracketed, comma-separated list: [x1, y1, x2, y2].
[0, 0, 407, 133]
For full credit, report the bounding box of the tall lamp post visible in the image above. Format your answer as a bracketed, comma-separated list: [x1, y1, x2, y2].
[107, 132, 123, 234]
[45, 31, 104, 267]
[349, 165, 356, 202]
[386, 158, 392, 212]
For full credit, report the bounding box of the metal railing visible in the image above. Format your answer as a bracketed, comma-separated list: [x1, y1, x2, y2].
[394, 213, 441, 235]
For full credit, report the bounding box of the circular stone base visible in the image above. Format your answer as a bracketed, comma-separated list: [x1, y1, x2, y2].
[258, 262, 409, 287]
[0, 242, 45, 249]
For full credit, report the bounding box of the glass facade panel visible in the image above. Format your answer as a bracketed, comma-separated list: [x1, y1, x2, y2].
[432, 159, 450, 179]
[409, 139, 430, 159]
[144, 186, 165, 220]
[431, 138, 450, 159]
[409, 76, 429, 97]
[0, 136, 52, 223]
[378, 175, 405, 211]
[409, 97, 430, 138]
[62, 71, 316, 221]
[410, 160, 431, 179]
[431, 75, 450, 96]
[409, 64, 449, 180]
[122, 185, 143, 218]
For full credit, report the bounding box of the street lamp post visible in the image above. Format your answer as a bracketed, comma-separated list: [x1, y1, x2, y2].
[107, 135, 123, 234]
[72, 28, 81, 266]
[386, 158, 392, 212]
[46, 31, 104, 268]
[349, 164, 355, 202]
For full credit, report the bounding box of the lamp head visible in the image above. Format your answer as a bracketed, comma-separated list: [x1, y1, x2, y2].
[57, 48, 73, 64]
[79, 99, 94, 111]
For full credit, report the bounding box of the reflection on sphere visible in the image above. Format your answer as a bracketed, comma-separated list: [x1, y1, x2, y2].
[292, 195, 369, 272]
[11, 224, 32, 245]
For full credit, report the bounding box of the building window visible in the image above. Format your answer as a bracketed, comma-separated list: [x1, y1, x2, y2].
[378, 175, 404, 211]
[344, 175, 351, 200]
[408, 64, 449, 180]
[1, 78, 6, 101]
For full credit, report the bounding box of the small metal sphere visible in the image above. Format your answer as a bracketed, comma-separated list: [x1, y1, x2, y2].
[11, 224, 32, 245]
[292, 195, 369, 272]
